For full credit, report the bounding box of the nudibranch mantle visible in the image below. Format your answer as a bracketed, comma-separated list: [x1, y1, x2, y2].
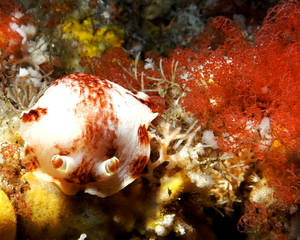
[20, 72, 158, 197]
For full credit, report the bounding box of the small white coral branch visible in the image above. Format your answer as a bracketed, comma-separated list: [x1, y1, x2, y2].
[146, 120, 202, 177]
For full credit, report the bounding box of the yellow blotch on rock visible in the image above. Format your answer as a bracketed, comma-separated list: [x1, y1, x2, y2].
[0, 189, 16, 240]
[270, 139, 286, 154]
[61, 17, 124, 58]
[20, 172, 69, 239]
[20, 172, 110, 240]
[272, 140, 282, 148]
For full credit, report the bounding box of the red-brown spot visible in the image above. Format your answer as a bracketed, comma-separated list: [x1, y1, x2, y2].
[106, 147, 117, 158]
[31, 156, 39, 169]
[23, 156, 39, 171]
[52, 157, 63, 169]
[78, 98, 118, 153]
[22, 145, 39, 171]
[138, 125, 149, 146]
[82, 118, 106, 151]
[67, 157, 96, 184]
[24, 146, 34, 156]
[54, 142, 78, 157]
[133, 95, 159, 113]
[21, 107, 47, 123]
[102, 80, 113, 89]
[59, 150, 70, 156]
[129, 155, 149, 179]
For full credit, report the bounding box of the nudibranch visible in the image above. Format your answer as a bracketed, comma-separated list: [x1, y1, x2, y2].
[20, 72, 158, 197]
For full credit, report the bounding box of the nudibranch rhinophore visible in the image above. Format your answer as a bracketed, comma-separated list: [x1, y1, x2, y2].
[20, 72, 158, 197]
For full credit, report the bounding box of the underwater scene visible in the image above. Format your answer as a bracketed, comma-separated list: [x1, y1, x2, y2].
[0, 0, 299, 239]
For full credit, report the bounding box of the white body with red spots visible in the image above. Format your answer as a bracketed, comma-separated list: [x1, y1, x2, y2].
[20, 73, 158, 197]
